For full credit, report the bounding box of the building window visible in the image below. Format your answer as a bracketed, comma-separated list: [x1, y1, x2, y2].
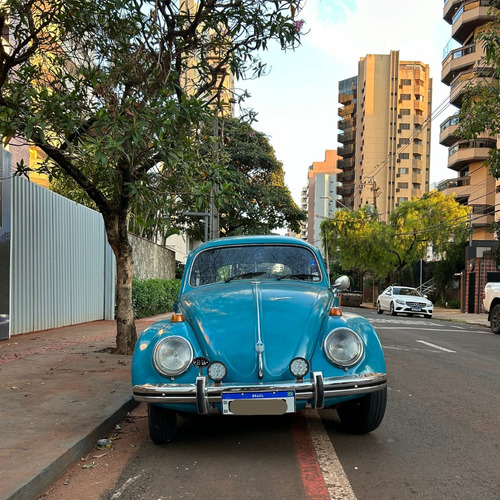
[400, 109, 411, 115]
[413, 183, 421, 189]
[397, 197, 408, 203]
[400, 138, 410, 144]
[400, 123, 411, 130]
[398, 153, 409, 160]
[413, 168, 421, 174]
[398, 168, 409, 174]
[398, 182, 409, 189]
[400, 94, 411, 100]
[400, 79, 412, 86]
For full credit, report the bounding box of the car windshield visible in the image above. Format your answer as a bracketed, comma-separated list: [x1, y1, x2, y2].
[189, 244, 321, 287]
[393, 287, 421, 297]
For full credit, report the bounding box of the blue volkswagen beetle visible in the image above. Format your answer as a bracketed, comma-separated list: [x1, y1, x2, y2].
[132, 235, 387, 444]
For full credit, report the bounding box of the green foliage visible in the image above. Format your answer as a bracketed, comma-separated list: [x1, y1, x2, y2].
[321, 191, 470, 284]
[0, 0, 306, 350]
[132, 278, 181, 319]
[181, 118, 306, 238]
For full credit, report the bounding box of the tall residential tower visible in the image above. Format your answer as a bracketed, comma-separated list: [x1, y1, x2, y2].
[337, 51, 432, 222]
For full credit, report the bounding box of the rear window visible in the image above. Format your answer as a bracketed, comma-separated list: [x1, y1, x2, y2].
[189, 244, 321, 287]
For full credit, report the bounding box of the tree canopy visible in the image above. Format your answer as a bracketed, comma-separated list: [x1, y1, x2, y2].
[321, 191, 470, 284]
[181, 118, 305, 238]
[0, 0, 306, 353]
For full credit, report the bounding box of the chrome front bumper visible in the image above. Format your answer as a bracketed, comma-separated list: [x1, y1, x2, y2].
[133, 372, 387, 414]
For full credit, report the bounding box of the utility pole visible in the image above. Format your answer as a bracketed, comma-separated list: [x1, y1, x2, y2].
[210, 119, 220, 240]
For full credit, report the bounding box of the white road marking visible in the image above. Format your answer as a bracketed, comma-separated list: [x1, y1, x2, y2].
[416, 340, 456, 353]
[306, 410, 357, 500]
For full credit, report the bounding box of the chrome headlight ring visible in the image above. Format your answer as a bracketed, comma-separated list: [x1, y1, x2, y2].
[153, 335, 193, 377]
[324, 327, 364, 368]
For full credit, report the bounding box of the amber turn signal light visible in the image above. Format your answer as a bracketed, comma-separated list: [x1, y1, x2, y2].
[171, 313, 185, 323]
[329, 307, 342, 316]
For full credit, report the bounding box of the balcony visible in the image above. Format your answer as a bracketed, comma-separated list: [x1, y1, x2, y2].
[441, 43, 478, 85]
[337, 158, 355, 171]
[339, 93, 356, 105]
[413, 115, 425, 126]
[338, 131, 355, 143]
[447, 138, 496, 171]
[338, 118, 354, 130]
[413, 143, 424, 156]
[412, 172, 423, 184]
[452, 1, 497, 44]
[440, 114, 460, 146]
[444, 0, 465, 24]
[338, 170, 355, 182]
[471, 204, 495, 227]
[438, 176, 472, 197]
[414, 84, 426, 97]
[338, 143, 355, 157]
[450, 67, 497, 107]
[338, 103, 355, 118]
[338, 184, 354, 197]
[413, 100, 426, 112]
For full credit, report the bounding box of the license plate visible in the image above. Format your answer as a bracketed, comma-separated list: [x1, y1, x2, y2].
[222, 390, 295, 415]
[411, 307, 421, 312]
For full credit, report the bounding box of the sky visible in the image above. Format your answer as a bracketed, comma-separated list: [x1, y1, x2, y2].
[239, 0, 454, 205]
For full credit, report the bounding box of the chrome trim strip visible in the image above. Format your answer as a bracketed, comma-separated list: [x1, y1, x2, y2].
[133, 372, 387, 408]
[252, 281, 264, 380]
[312, 371, 324, 409]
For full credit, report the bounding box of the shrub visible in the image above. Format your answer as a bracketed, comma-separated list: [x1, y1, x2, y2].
[132, 278, 181, 319]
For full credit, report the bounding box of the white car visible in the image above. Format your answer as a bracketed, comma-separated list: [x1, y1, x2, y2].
[376, 286, 433, 318]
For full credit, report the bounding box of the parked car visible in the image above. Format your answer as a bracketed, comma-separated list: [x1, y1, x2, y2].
[132, 235, 387, 444]
[482, 282, 500, 334]
[376, 285, 433, 318]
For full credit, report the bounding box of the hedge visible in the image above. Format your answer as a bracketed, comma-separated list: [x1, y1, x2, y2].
[132, 278, 181, 319]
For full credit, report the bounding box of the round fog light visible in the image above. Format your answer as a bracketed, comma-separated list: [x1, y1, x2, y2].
[208, 361, 227, 382]
[290, 357, 309, 378]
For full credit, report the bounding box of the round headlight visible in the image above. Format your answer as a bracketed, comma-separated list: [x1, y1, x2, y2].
[290, 357, 310, 378]
[324, 328, 364, 367]
[153, 336, 193, 377]
[208, 361, 227, 382]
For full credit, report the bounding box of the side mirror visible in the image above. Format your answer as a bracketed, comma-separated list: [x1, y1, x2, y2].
[332, 275, 350, 291]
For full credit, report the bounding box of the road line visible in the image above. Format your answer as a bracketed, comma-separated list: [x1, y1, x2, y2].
[305, 410, 357, 500]
[416, 340, 456, 352]
[374, 327, 465, 332]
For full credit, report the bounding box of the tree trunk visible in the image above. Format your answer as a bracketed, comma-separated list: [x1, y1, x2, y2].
[104, 211, 137, 355]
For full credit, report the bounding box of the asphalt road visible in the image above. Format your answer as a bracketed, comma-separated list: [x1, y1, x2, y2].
[327, 307, 500, 500]
[43, 309, 500, 500]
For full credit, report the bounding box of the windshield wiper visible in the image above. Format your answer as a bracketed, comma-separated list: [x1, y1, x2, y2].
[276, 273, 317, 281]
[224, 271, 266, 283]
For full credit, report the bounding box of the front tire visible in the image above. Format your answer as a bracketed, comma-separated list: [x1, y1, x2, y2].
[148, 404, 177, 444]
[337, 387, 387, 434]
[376, 302, 383, 314]
[390, 302, 397, 316]
[490, 304, 500, 334]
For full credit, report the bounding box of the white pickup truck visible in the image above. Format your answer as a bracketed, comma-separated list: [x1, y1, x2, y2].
[483, 282, 500, 334]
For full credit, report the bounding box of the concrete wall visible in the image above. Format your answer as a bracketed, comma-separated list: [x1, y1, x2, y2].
[129, 233, 176, 281]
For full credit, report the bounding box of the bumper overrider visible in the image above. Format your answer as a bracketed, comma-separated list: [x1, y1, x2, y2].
[133, 371, 387, 414]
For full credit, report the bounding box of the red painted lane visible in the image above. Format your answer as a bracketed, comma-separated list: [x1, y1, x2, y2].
[290, 414, 330, 499]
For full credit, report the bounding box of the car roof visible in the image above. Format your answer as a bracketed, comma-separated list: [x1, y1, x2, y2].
[190, 235, 318, 254]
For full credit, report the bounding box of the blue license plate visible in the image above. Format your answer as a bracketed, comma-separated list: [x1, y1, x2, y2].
[222, 390, 295, 415]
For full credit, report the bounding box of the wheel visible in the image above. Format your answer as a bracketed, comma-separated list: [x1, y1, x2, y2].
[337, 387, 387, 434]
[390, 302, 397, 316]
[490, 304, 500, 334]
[148, 404, 177, 444]
[376, 301, 383, 314]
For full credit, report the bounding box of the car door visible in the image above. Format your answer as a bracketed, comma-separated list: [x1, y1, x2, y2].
[379, 287, 392, 311]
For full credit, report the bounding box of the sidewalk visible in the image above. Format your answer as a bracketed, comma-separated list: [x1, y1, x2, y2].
[0, 308, 491, 500]
[0, 314, 171, 500]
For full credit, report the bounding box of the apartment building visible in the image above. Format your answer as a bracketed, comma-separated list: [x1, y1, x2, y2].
[439, 0, 498, 241]
[439, 0, 499, 314]
[302, 150, 341, 251]
[337, 51, 432, 222]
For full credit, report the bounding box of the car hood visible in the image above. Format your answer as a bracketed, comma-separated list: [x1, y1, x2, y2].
[179, 281, 332, 381]
[394, 294, 433, 306]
